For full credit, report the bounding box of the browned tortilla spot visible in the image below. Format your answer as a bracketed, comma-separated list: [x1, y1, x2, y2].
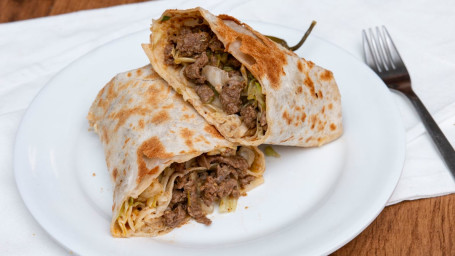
[150, 166, 159, 174]
[162, 104, 174, 109]
[304, 75, 315, 97]
[328, 103, 333, 110]
[144, 72, 160, 80]
[320, 70, 333, 81]
[180, 127, 195, 148]
[113, 168, 118, 181]
[123, 170, 126, 175]
[127, 72, 132, 77]
[136, 69, 142, 76]
[281, 135, 295, 142]
[318, 120, 325, 131]
[182, 113, 195, 120]
[301, 113, 307, 123]
[138, 119, 145, 129]
[107, 80, 118, 100]
[122, 138, 130, 149]
[330, 123, 337, 131]
[305, 137, 312, 143]
[321, 106, 325, 114]
[141, 136, 173, 159]
[204, 125, 223, 139]
[310, 115, 317, 130]
[102, 127, 109, 144]
[118, 80, 133, 92]
[146, 86, 163, 107]
[97, 98, 108, 111]
[151, 110, 170, 124]
[282, 110, 292, 125]
[296, 86, 303, 95]
[111, 107, 149, 132]
[197, 135, 210, 145]
[318, 90, 323, 99]
[297, 61, 303, 72]
[180, 127, 194, 139]
[307, 61, 315, 69]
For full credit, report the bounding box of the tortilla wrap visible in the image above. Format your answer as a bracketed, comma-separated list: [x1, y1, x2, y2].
[143, 8, 343, 146]
[87, 65, 265, 237]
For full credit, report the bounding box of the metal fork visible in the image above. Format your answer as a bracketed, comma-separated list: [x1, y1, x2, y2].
[362, 26, 455, 177]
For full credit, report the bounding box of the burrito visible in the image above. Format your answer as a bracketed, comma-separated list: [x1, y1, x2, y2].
[142, 8, 343, 146]
[87, 65, 265, 237]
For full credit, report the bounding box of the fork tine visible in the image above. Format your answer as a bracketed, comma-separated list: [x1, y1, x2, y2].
[362, 30, 380, 72]
[376, 27, 396, 70]
[368, 28, 386, 72]
[381, 26, 406, 69]
[375, 27, 391, 71]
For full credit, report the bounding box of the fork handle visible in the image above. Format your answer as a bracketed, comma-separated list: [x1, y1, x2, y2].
[404, 89, 455, 177]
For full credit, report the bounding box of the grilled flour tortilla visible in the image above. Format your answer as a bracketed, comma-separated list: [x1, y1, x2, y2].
[143, 8, 342, 146]
[87, 65, 265, 237]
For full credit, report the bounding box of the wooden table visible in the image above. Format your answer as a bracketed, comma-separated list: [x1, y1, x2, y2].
[2, 0, 454, 255]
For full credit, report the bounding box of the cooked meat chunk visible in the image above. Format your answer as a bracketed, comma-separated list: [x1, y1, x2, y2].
[226, 56, 242, 69]
[174, 174, 190, 190]
[221, 148, 237, 157]
[207, 155, 249, 171]
[172, 162, 185, 173]
[163, 204, 187, 228]
[220, 79, 244, 114]
[200, 176, 218, 206]
[227, 70, 242, 78]
[215, 164, 235, 182]
[175, 29, 210, 57]
[240, 104, 258, 129]
[170, 190, 186, 205]
[239, 175, 255, 188]
[217, 178, 239, 198]
[195, 84, 215, 103]
[208, 36, 224, 52]
[208, 54, 219, 67]
[184, 52, 208, 84]
[185, 174, 212, 225]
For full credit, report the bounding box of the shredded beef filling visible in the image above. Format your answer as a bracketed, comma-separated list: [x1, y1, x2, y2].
[165, 24, 267, 134]
[162, 149, 256, 228]
[240, 104, 258, 129]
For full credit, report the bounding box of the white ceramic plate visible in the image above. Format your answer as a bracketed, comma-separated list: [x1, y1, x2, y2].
[14, 21, 405, 256]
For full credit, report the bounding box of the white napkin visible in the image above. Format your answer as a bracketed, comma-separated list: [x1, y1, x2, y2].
[1, 0, 454, 254]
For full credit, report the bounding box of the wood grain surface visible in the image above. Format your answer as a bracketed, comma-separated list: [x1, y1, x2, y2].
[2, 0, 454, 255]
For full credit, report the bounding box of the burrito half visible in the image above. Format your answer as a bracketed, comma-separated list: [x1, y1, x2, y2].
[143, 8, 343, 146]
[87, 65, 265, 237]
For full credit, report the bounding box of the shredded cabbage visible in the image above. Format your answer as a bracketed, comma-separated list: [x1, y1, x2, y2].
[171, 47, 196, 64]
[219, 196, 238, 213]
[264, 146, 280, 157]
